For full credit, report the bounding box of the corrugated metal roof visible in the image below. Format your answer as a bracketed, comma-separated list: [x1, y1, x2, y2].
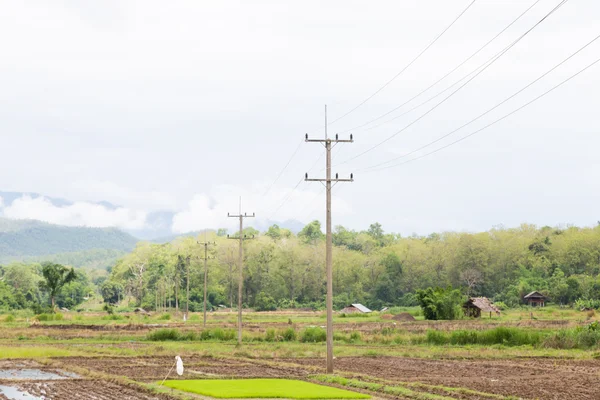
[351, 303, 372, 313]
[524, 291, 545, 299]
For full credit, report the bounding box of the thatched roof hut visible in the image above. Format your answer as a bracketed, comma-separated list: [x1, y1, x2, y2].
[463, 297, 501, 318]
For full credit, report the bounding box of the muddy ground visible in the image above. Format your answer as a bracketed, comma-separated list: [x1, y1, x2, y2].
[2, 355, 599, 399]
[287, 356, 600, 400]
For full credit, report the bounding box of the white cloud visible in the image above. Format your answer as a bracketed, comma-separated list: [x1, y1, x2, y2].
[171, 183, 353, 234]
[0, 196, 3, 209]
[2, 196, 147, 230]
[69, 181, 179, 211]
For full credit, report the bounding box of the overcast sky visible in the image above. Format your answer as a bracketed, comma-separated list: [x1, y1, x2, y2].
[0, 0, 598, 235]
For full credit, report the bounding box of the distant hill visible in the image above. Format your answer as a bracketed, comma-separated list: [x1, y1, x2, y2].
[0, 218, 137, 267]
[13, 248, 129, 270]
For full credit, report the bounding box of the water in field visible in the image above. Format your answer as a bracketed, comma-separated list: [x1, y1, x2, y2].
[0, 368, 77, 380]
[0, 384, 43, 400]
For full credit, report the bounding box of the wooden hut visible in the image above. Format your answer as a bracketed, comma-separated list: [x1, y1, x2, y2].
[524, 291, 547, 307]
[463, 297, 501, 318]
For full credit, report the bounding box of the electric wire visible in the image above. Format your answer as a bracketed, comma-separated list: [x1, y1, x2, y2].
[262, 139, 304, 197]
[337, 0, 542, 134]
[359, 32, 600, 172]
[326, 0, 478, 127]
[335, 0, 569, 167]
[364, 55, 600, 173]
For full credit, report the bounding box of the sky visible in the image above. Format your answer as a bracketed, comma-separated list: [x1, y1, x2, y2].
[0, 0, 598, 236]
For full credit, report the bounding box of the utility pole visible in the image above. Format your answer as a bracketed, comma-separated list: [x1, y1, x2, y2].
[185, 255, 191, 319]
[305, 105, 354, 374]
[198, 233, 216, 327]
[227, 197, 255, 345]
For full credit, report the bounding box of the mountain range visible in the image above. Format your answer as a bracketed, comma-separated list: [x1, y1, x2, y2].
[0, 191, 305, 270]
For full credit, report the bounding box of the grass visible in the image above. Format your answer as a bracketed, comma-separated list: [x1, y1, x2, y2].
[162, 379, 371, 399]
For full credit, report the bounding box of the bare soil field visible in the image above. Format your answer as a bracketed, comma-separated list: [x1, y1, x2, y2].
[3, 355, 600, 399]
[52, 356, 309, 381]
[286, 356, 600, 400]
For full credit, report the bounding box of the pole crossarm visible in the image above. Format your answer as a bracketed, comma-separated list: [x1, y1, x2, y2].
[305, 178, 354, 182]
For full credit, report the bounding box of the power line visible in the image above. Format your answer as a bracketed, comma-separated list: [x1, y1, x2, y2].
[262, 139, 304, 197]
[365, 55, 600, 173]
[336, 0, 569, 166]
[266, 178, 305, 221]
[326, 0, 478, 127]
[359, 32, 600, 172]
[337, 0, 542, 134]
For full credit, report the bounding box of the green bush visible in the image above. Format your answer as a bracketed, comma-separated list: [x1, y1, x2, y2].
[158, 313, 171, 320]
[416, 287, 464, 320]
[280, 327, 297, 341]
[3, 314, 15, 323]
[265, 328, 276, 342]
[36, 313, 63, 322]
[211, 328, 235, 341]
[102, 314, 124, 321]
[301, 327, 326, 343]
[147, 329, 180, 341]
[254, 292, 277, 312]
[426, 327, 542, 347]
[350, 331, 361, 342]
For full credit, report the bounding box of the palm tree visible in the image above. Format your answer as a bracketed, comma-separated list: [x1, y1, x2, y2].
[38, 263, 77, 309]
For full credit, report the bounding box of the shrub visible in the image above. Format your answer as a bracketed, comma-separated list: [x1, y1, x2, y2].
[3, 314, 15, 323]
[254, 292, 277, 312]
[102, 314, 124, 321]
[158, 313, 171, 320]
[36, 313, 63, 322]
[280, 327, 297, 341]
[426, 327, 542, 347]
[350, 331, 361, 342]
[147, 329, 180, 341]
[265, 328, 276, 342]
[301, 327, 326, 343]
[416, 287, 464, 320]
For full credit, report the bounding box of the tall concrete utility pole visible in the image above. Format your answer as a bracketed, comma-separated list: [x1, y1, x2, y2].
[227, 197, 255, 345]
[305, 105, 354, 374]
[198, 233, 216, 327]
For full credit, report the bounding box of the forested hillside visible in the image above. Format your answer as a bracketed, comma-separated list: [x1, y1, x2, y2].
[102, 222, 600, 312]
[0, 218, 137, 262]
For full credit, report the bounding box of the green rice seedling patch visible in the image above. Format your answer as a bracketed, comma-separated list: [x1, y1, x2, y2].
[162, 378, 370, 399]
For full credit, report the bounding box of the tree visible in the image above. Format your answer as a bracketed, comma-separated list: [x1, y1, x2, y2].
[254, 291, 277, 311]
[298, 220, 324, 243]
[416, 287, 464, 320]
[101, 281, 124, 304]
[38, 263, 77, 309]
[460, 268, 483, 296]
[266, 224, 282, 240]
[367, 222, 384, 244]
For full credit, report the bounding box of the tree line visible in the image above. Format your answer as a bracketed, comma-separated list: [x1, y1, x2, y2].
[102, 221, 600, 312]
[2, 221, 600, 313]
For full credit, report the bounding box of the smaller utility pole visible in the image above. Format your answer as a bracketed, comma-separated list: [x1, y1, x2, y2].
[185, 255, 191, 319]
[198, 234, 216, 327]
[227, 197, 255, 345]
